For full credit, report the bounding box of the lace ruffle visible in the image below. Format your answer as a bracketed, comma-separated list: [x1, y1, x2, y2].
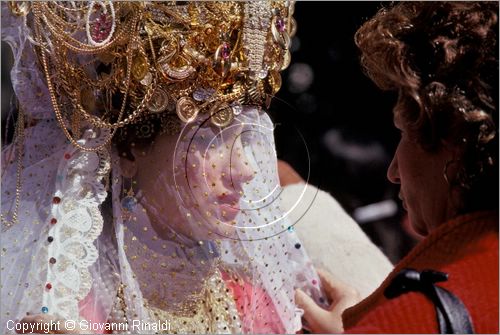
[42, 129, 111, 320]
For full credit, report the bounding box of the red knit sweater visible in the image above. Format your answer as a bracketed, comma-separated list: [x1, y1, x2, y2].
[343, 211, 499, 334]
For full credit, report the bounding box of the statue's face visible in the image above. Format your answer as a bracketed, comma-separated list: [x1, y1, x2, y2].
[131, 127, 255, 240]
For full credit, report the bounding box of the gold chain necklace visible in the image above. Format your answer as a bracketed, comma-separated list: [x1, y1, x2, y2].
[1, 108, 25, 228]
[34, 12, 142, 152]
[27, 1, 296, 150]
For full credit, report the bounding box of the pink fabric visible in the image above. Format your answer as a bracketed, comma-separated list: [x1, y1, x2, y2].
[222, 271, 286, 334]
[78, 288, 109, 328]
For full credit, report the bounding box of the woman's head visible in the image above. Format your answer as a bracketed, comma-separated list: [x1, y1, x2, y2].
[119, 121, 255, 241]
[356, 2, 498, 234]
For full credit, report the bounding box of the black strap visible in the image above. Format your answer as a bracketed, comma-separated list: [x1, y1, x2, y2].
[384, 268, 474, 334]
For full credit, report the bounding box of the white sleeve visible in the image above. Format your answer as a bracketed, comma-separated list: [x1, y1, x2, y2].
[280, 182, 393, 299]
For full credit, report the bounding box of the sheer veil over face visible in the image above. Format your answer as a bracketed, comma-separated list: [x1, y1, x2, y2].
[1, 1, 326, 333]
[125, 124, 256, 241]
[1, 106, 326, 334]
[107, 109, 326, 333]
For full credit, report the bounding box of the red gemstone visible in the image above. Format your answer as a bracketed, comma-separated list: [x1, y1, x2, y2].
[45, 283, 52, 290]
[52, 197, 61, 204]
[64, 153, 71, 159]
[49, 257, 56, 264]
[221, 42, 231, 60]
[50, 218, 57, 224]
[91, 13, 111, 43]
[276, 18, 286, 33]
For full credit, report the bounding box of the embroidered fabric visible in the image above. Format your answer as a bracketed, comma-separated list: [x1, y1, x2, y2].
[1, 2, 326, 334]
[43, 129, 110, 320]
[105, 108, 326, 333]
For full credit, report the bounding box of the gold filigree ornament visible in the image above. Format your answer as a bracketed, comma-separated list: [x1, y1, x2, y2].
[160, 62, 196, 81]
[158, 52, 196, 81]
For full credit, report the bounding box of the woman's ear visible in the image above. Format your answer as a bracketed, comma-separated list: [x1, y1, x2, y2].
[120, 155, 138, 178]
[444, 138, 466, 164]
[441, 140, 465, 189]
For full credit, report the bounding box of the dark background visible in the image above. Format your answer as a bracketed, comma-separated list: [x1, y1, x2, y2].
[269, 2, 418, 262]
[1, 2, 418, 262]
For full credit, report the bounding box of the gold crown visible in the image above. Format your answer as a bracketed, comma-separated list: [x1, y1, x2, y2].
[11, 1, 296, 151]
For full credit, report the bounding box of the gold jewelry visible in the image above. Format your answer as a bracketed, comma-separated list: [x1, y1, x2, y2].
[1, 108, 25, 228]
[141, 269, 242, 334]
[8, 1, 30, 17]
[22, 1, 296, 151]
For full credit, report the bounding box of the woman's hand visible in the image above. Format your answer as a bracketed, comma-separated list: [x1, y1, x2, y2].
[15, 314, 93, 334]
[295, 269, 361, 334]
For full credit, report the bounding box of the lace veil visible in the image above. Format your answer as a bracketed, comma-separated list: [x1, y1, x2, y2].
[1, 2, 326, 333]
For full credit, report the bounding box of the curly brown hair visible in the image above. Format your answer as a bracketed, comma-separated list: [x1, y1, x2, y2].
[355, 1, 498, 212]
